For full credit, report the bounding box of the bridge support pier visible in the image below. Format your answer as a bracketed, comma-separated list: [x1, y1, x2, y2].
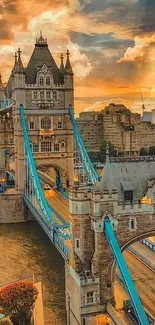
[65, 262, 109, 325]
[66, 187, 115, 325]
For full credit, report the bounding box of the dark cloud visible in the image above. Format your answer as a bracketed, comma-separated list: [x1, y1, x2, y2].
[69, 32, 114, 48]
[69, 32, 134, 52]
[77, 48, 153, 89]
[81, 0, 155, 37]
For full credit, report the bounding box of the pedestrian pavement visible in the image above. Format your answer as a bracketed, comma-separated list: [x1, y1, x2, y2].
[131, 241, 155, 266]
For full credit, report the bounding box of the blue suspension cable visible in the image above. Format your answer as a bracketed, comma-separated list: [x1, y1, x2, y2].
[69, 105, 99, 184]
[19, 104, 54, 222]
[104, 217, 149, 325]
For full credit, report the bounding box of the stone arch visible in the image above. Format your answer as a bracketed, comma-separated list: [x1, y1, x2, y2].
[111, 229, 155, 284]
[38, 163, 69, 190]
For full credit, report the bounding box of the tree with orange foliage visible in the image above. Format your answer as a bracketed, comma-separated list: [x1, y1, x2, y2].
[0, 281, 38, 325]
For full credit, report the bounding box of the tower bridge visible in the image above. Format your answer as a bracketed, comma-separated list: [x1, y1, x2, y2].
[0, 35, 155, 325]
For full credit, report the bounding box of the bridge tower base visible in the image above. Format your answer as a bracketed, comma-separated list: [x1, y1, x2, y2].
[65, 262, 107, 325]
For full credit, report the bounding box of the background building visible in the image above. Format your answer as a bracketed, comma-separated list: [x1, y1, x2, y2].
[77, 103, 155, 156]
[76, 111, 103, 152]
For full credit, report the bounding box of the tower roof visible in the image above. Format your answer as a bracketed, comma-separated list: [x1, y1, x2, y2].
[25, 33, 63, 84]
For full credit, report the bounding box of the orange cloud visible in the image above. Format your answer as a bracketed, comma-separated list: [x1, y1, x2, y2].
[118, 33, 155, 63]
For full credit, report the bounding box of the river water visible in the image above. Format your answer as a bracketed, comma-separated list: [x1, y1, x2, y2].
[0, 221, 66, 325]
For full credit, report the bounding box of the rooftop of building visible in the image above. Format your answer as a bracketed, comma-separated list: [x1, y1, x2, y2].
[96, 151, 155, 201]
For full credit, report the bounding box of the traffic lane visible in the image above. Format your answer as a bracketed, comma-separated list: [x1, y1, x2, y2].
[124, 250, 155, 316]
[114, 282, 135, 324]
[45, 189, 70, 223]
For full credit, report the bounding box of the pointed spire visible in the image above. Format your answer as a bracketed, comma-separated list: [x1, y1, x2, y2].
[12, 52, 18, 72]
[0, 73, 2, 88]
[95, 142, 115, 193]
[60, 54, 64, 71]
[0, 73, 4, 101]
[106, 143, 110, 165]
[35, 32, 47, 47]
[65, 50, 73, 75]
[16, 48, 25, 73]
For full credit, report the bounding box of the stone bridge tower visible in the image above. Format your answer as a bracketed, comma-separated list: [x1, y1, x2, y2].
[6, 34, 74, 192]
[66, 153, 155, 325]
[0, 74, 14, 180]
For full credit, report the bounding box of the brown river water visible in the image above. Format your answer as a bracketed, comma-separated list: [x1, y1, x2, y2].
[0, 221, 66, 325]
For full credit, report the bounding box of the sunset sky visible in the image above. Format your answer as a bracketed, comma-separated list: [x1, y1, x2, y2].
[1, 0, 155, 115]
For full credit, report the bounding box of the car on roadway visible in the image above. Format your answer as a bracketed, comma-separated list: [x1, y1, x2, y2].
[44, 184, 51, 190]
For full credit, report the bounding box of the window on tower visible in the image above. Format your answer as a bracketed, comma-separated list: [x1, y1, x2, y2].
[40, 91, 44, 100]
[33, 91, 38, 100]
[29, 121, 34, 130]
[53, 91, 58, 100]
[32, 144, 39, 152]
[54, 143, 59, 152]
[40, 77, 44, 86]
[46, 76, 50, 85]
[46, 91, 51, 100]
[57, 121, 63, 129]
[86, 292, 94, 305]
[41, 118, 51, 130]
[41, 141, 52, 152]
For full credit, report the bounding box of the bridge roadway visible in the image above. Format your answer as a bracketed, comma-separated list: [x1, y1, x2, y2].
[123, 250, 155, 318]
[44, 188, 72, 251]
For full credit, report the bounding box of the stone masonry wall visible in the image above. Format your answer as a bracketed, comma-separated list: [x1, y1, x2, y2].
[0, 192, 27, 223]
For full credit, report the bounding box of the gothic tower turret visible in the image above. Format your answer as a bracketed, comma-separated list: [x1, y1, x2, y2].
[60, 54, 65, 72]
[12, 48, 26, 107]
[0, 74, 4, 101]
[64, 50, 74, 108]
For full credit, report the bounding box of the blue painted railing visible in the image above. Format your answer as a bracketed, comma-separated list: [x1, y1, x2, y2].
[69, 105, 99, 184]
[0, 99, 14, 110]
[104, 217, 149, 325]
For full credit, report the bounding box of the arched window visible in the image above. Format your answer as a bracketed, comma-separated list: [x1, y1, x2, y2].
[39, 77, 44, 86]
[46, 76, 50, 85]
[29, 121, 34, 130]
[60, 141, 65, 152]
[41, 118, 51, 130]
